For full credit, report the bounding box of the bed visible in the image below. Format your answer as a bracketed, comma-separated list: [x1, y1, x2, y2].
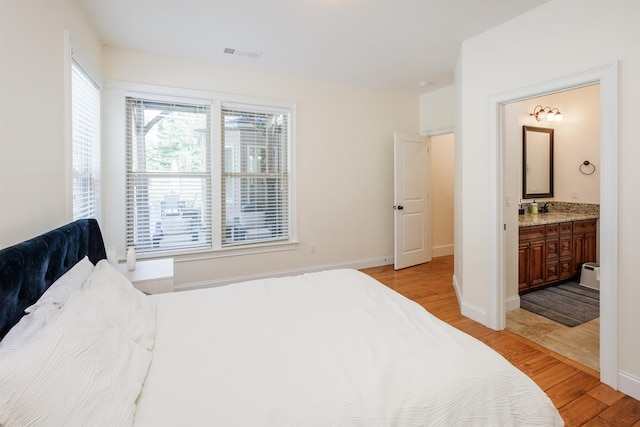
[0, 219, 563, 426]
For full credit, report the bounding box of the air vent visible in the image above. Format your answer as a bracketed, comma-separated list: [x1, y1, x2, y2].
[223, 47, 262, 59]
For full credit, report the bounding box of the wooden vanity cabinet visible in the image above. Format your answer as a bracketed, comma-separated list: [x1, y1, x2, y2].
[519, 219, 596, 293]
[544, 222, 574, 283]
[518, 225, 545, 292]
[572, 219, 597, 276]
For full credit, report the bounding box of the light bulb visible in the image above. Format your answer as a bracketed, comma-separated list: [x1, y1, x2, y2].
[555, 112, 563, 122]
[546, 111, 555, 121]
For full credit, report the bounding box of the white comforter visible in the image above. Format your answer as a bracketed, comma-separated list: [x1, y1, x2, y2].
[134, 269, 562, 426]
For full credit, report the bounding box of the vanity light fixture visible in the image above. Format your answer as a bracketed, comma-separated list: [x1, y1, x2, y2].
[530, 105, 563, 122]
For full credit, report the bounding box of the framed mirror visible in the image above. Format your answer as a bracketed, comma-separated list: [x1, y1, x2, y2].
[522, 125, 554, 199]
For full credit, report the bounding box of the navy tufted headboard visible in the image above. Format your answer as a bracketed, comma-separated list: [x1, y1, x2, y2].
[0, 219, 106, 340]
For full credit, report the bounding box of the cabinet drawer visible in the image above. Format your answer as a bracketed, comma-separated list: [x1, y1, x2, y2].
[559, 221, 573, 235]
[545, 223, 559, 238]
[574, 219, 596, 233]
[519, 225, 544, 242]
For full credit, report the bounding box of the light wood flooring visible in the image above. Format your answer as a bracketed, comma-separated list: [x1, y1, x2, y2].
[361, 256, 640, 426]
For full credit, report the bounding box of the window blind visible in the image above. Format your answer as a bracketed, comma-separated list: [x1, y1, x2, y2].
[221, 105, 290, 246]
[125, 97, 212, 254]
[71, 59, 100, 220]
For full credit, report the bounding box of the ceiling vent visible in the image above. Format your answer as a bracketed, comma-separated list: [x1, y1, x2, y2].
[223, 47, 262, 59]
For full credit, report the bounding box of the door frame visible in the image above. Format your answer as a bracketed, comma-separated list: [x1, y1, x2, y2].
[488, 62, 619, 388]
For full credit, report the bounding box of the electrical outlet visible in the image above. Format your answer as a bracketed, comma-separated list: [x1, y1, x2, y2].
[571, 190, 579, 199]
[505, 194, 511, 207]
[309, 244, 316, 254]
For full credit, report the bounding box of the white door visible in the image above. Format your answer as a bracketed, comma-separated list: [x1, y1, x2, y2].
[394, 132, 431, 270]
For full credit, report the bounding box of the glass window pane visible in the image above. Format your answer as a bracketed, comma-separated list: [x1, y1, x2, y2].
[71, 60, 100, 220]
[222, 107, 289, 246]
[126, 98, 212, 254]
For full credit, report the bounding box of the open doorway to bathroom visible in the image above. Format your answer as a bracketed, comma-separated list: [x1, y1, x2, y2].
[504, 84, 601, 372]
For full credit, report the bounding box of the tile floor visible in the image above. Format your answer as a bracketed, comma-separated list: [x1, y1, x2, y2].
[506, 307, 600, 372]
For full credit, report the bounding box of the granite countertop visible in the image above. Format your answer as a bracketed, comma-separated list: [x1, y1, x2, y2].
[518, 212, 600, 227]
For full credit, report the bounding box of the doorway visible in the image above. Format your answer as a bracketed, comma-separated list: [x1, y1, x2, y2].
[503, 85, 601, 372]
[489, 63, 619, 388]
[430, 133, 455, 258]
[393, 132, 454, 269]
[393, 132, 431, 270]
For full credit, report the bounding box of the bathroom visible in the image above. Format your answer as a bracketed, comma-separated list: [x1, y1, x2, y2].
[503, 84, 601, 371]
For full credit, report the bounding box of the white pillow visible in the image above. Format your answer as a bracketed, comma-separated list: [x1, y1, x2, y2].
[0, 292, 152, 427]
[24, 256, 94, 314]
[82, 259, 157, 350]
[0, 303, 61, 356]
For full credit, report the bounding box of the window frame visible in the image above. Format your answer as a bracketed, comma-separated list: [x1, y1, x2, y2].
[107, 82, 297, 260]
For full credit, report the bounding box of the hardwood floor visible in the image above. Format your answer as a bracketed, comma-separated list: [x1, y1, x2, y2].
[360, 256, 640, 426]
[506, 307, 600, 372]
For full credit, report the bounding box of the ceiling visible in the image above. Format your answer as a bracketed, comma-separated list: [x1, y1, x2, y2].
[78, 0, 550, 94]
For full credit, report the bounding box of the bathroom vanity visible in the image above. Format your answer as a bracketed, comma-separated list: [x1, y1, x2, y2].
[518, 212, 598, 294]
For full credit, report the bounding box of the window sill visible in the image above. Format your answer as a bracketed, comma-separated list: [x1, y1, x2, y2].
[162, 240, 300, 264]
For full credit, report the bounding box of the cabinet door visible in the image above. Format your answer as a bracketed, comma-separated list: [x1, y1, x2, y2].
[530, 240, 545, 287]
[518, 242, 530, 291]
[573, 234, 585, 276]
[584, 232, 597, 264]
[573, 230, 598, 277]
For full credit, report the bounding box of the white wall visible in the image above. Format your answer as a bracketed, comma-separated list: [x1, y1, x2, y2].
[101, 48, 418, 287]
[0, 0, 102, 246]
[504, 85, 601, 205]
[504, 85, 601, 303]
[458, 0, 640, 396]
[419, 85, 454, 134]
[545, 87, 600, 204]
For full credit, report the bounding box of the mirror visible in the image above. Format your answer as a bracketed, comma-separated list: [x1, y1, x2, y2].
[522, 125, 554, 199]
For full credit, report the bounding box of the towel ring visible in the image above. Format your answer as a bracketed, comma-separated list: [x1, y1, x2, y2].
[579, 160, 596, 175]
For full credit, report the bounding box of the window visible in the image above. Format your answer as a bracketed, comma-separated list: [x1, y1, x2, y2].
[71, 58, 101, 220]
[222, 105, 290, 246]
[126, 98, 212, 254]
[124, 94, 292, 256]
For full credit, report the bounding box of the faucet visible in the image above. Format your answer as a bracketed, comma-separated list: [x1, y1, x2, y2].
[539, 202, 553, 213]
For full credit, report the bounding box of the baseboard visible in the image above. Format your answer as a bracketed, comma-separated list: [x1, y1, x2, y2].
[432, 244, 454, 257]
[461, 300, 488, 325]
[452, 273, 462, 306]
[174, 255, 395, 292]
[618, 370, 640, 401]
[506, 294, 521, 312]
[452, 274, 490, 325]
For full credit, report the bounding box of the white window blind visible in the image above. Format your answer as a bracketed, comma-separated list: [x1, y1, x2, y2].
[71, 59, 100, 220]
[222, 105, 290, 246]
[126, 97, 212, 254]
